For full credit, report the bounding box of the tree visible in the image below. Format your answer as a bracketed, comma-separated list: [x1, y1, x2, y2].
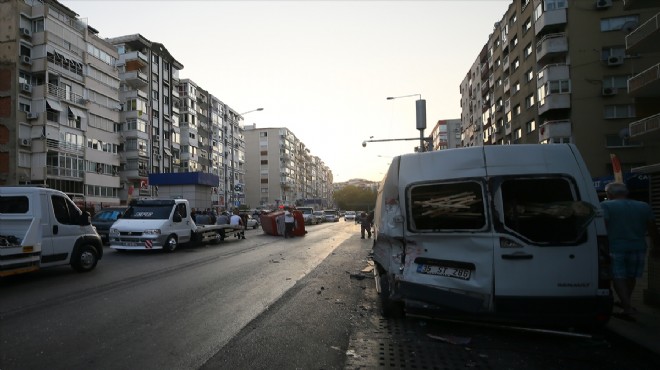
[333, 185, 377, 211]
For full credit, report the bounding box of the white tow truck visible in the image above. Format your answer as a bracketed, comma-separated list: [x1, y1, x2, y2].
[109, 198, 243, 252]
[0, 187, 103, 277]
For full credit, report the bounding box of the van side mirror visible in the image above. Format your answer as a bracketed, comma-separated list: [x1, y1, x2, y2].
[79, 211, 92, 226]
[173, 213, 182, 223]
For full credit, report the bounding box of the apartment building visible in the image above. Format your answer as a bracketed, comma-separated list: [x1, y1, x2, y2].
[1, 0, 121, 210]
[430, 119, 462, 150]
[459, 46, 487, 147]
[244, 126, 333, 209]
[624, 0, 660, 307]
[106, 34, 183, 203]
[460, 0, 660, 183]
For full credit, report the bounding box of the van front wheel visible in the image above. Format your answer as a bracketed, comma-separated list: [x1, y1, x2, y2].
[163, 235, 177, 252]
[71, 245, 99, 272]
[378, 273, 405, 318]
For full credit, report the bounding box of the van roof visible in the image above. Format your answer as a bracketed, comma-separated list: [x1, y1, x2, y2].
[394, 144, 584, 185]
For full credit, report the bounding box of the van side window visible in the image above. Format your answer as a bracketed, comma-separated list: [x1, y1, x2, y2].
[51, 195, 81, 225]
[499, 177, 595, 244]
[177, 203, 187, 218]
[0, 196, 29, 213]
[409, 181, 486, 231]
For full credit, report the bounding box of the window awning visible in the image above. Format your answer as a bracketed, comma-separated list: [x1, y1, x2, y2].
[68, 106, 87, 119]
[46, 99, 63, 112]
[163, 148, 172, 156]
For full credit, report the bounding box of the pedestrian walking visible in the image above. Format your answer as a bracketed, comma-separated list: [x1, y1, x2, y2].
[360, 212, 372, 239]
[601, 182, 660, 321]
[284, 208, 295, 238]
[230, 209, 245, 239]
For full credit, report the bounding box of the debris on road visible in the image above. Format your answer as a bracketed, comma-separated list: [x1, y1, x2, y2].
[427, 333, 472, 345]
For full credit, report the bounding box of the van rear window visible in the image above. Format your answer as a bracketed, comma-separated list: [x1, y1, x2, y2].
[500, 177, 595, 244]
[0, 196, 29, 213]
[409, 181, 486, 231]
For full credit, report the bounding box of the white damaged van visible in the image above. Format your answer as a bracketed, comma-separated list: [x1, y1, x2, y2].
[372, 144, 612, 328]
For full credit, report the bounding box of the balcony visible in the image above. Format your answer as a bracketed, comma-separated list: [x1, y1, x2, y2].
[46, 166, 84, 179]
[503, 78, 510, 93]
[538, 93, 571, 115]
[503, 55, 510, 72]
[626, 12, 660, 53]
[120, 70, 148, 88]
[536, 33, 568, 63]
[47, 83, 84, 105]
[46, 139, 85, 154]
[534, 7, 567, 36]
[629, 112, 660, 140]
[537, 64, 570, 84]
[628, 63, 660, 97]
[120, 50, 148, 68]
[121, 88, 148, 101]
[538, 120, 571, 143]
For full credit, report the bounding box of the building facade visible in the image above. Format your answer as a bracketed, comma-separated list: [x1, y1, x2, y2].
[460, 0, 660, 181]
[430, 119, 462, 150]
[1, 0, 122, 210]
[244, 125, 333, 210]
[107, 33, 184, 204]
[624, 0, 660, 307]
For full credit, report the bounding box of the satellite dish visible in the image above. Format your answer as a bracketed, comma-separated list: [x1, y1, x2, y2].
[618, 127, 630, 139]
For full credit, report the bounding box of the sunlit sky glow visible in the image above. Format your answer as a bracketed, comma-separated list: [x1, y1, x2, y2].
[61, 0, 511, 182]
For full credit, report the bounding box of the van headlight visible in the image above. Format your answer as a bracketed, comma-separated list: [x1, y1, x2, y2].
[109, 228, 119, 236]
[143, 229, 161, 235]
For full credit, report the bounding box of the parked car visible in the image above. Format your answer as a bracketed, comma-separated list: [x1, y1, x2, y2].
[246, 214, 261, 229]
[92, 206, 128, 244]
[298, 207, 318, 225]
[344, 211, 356, 222]
[313, 211, 325, 223]
[323, 210, 339, 222]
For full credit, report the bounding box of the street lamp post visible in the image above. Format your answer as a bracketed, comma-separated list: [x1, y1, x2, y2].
[386, 94, 428, 152]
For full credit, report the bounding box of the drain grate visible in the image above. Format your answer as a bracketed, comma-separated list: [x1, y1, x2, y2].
[346, 316, 490, 369]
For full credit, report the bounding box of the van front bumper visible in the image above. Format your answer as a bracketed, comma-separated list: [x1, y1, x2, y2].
[109, 235, 165, 250]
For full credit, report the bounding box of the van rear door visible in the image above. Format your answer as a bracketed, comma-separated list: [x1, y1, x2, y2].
[400, 179, 495, 313]
[490, 175, 599, 315]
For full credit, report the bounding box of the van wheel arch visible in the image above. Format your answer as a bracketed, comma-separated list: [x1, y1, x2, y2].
[376, 265, 405, 318]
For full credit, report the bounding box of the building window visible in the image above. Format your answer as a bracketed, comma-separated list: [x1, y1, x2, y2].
[260, 132, 268, 137]
[32, 18, 44, 32]
[603, 75, 630, 89]
[545, 0, 568, 11]
[511, 58, 520, 71]
[19, 101, 31, 112]
[524, 43, 533, 59]
[601, 16, 639, 32]
[605, 135, 639, 148]
[512, 81, 521, 95]
[510, 34, 519, 49]
[522, 17, 532, 33]
[261, 160, 268, 165]
[525, 94, 535, 108]
[513, 128, 522, 140]
[260, 150, 267, 156]
[604, 104, 636, 119]
[601, 46, 626, 61]
[525, 120, 536, 133]
[514, 104, 521, 116]
[261, 179, 268, 184]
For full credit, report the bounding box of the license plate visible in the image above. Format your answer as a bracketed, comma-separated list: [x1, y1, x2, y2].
[124, 242, 140, 246]
[417, 264, 472, 280]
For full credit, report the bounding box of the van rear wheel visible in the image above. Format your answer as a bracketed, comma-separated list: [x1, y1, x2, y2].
[163, 235, 177, 252]
[378, 273, 405, 318]
[71, 245, 99, 272]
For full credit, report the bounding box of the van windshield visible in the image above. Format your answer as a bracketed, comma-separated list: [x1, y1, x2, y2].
[499, 177, 596, 244]
[409, 181, 486, 231]
[123, 205, 173, 220]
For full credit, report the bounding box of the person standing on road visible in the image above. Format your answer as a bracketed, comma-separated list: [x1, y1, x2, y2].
[601, 182, 660, 320]
[284, 208, 295, 238]
[216, 212, 230, 241]
[230, 209, 245, 239]
[360, 212, 372, 239]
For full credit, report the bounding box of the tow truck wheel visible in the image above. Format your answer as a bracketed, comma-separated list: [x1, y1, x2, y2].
[163, 235, 177, 253]
[71, 244, 99, 272]
[378, 273, 405, 318]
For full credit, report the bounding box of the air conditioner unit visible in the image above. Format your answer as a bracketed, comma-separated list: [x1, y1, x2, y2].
[602, 87, 618, 96]
[26, 112, 38, 120]
[20, 83, 32, 93]
[20, 55, 31, 65]
[20, 28, 31, 38]
[596, 0, 612, 9]
[607, 56, 623, 66]
[20, 138, 31, 146]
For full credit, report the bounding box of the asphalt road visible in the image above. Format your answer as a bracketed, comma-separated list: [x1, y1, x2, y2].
[0, 221, 354, 370]
[3, 220, 660, 370]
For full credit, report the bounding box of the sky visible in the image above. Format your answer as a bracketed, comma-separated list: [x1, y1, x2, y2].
[61, 0, 512, 182]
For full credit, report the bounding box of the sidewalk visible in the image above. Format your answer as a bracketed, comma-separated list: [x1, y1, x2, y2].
[606, 252, 660, 356]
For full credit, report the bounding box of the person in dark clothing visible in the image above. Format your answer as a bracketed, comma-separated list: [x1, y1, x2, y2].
[360, 212, 372, 239]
